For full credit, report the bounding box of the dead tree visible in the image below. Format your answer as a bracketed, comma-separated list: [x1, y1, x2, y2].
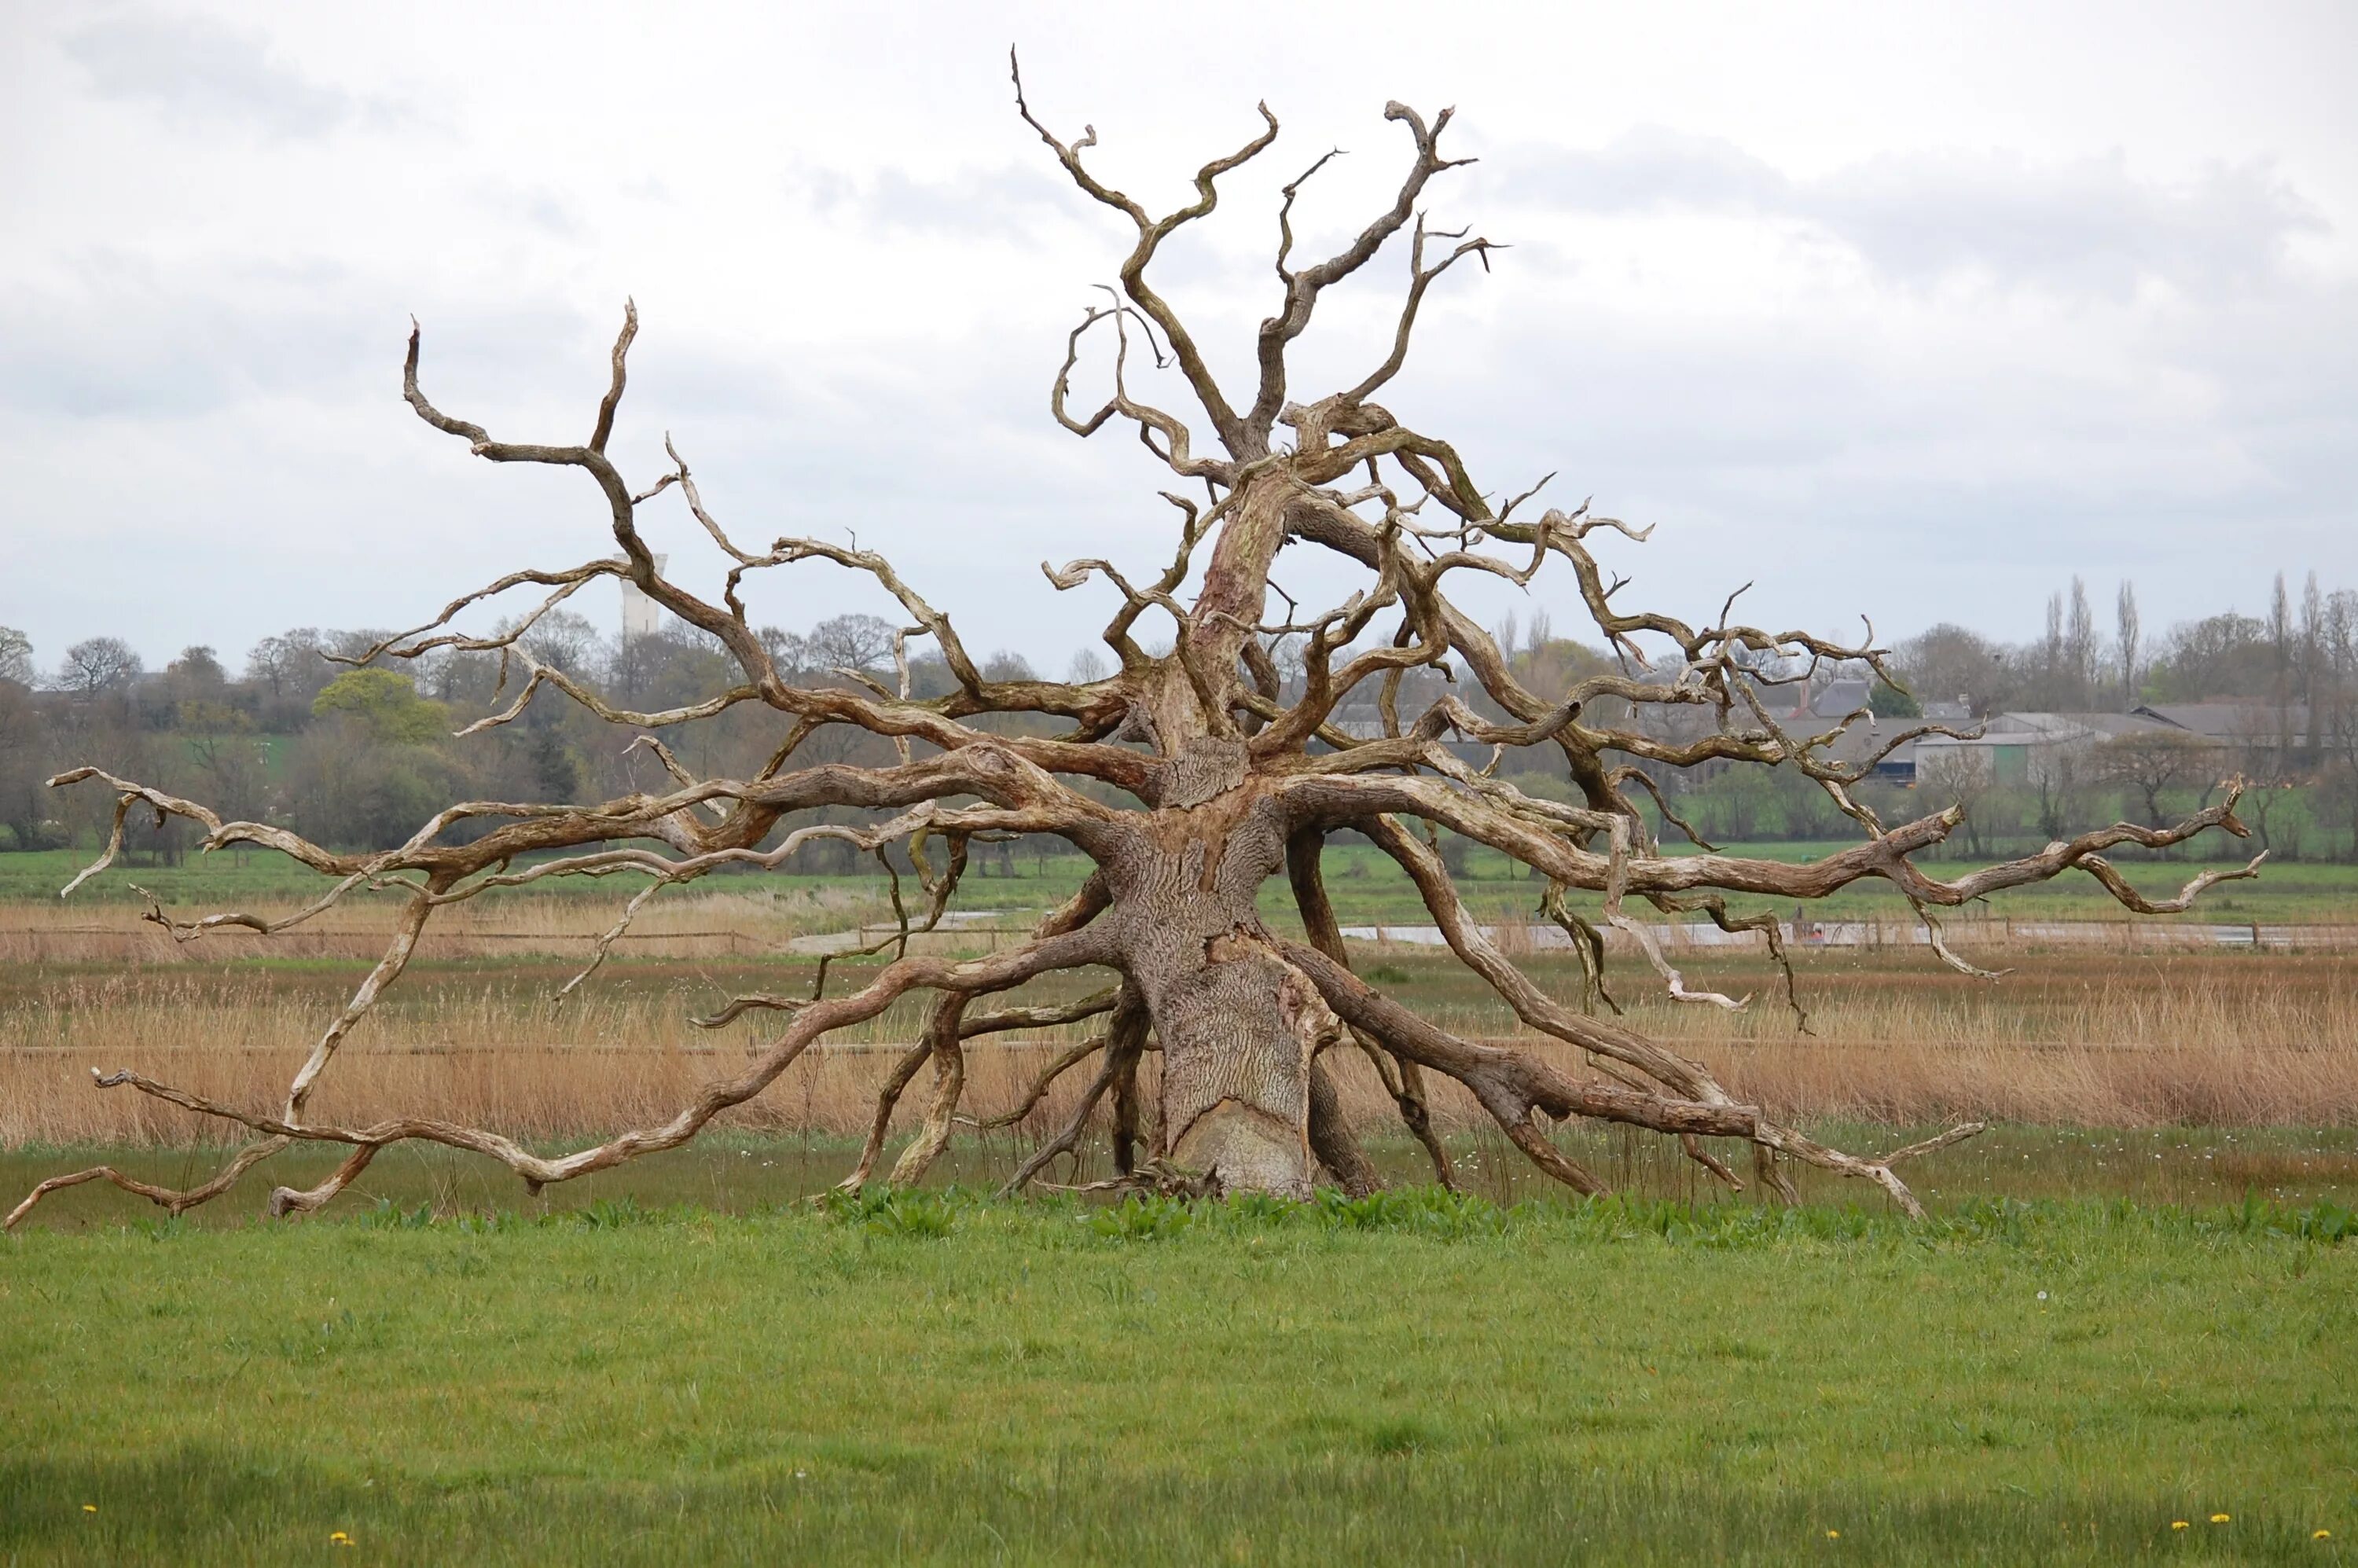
[7, 71, 2263, 1230]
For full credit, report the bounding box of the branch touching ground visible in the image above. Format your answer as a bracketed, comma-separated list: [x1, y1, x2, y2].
[1280, 940, 1975, 1217]
[998, 991, 1149, 1196]
[4, 1137, 290, 1232]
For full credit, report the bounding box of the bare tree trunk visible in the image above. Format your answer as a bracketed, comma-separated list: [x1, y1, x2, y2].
[1096, 801, 1330, 1196]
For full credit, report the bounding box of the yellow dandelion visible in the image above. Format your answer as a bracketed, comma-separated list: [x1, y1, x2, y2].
[2315, 1529, 2332, 1540]
[1826, 1529, 1840, 1538]
[2213, 1514, 2232, 1524]
[2172, 1521, 2190, 1529]
[331, 1532, 348, 1542]
[82, 1504, 97, 1515]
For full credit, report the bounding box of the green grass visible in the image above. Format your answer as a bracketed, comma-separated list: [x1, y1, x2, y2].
[10, 1124, 2358, 1227]
[0, 846, 1069, 911]
[8, 835, 2352, 928]
[1412, 843, 2358, 928]
[3, 1193, 2352, 1564]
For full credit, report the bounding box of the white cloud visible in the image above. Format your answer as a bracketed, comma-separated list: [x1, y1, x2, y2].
[61, 11, 395, 140]
[1, 0, 2354, 671]
[1495, 127, 2327, 299]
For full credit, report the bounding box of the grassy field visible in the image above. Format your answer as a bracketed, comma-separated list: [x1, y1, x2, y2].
[2, 1194, 2352, 1565]
[4, 844, 2355, 1564]
[9, 1121, 2358, 1232]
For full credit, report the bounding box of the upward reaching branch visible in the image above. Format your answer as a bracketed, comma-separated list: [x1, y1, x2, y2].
[1250, 101, 1471, 438]
[1013, 48, 1276, 459]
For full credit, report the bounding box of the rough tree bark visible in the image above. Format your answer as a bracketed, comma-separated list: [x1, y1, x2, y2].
[7, 64, 2261, 1230]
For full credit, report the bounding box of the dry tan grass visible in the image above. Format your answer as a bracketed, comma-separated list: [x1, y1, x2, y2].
[1652, 962, 2353, 1126]
[0, 964, 1104, 1147]
[0, 887, 883, 966]
[1402, 949, 2358, 1129]
[3, 921, 2352, 1150]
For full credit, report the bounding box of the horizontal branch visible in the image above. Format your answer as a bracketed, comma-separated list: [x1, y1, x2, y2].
[1279, 770, 2250, 915]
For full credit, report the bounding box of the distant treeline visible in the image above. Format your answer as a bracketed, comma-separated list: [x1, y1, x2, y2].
[4, 566, 2356, 862]
[0, 612, 1061, 869]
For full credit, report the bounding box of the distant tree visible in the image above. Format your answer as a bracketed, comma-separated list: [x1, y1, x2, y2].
[902, 649, 960, 701]
[2094, 729, 2221, 831]
[244, 628, 326, 699]
[186, 723, 271, 824]
[2327, 701, 2358, 862]
[0, 627, 32, 688]
[0, 678, 48, 848]
[2066, 576, 2098, 703]
[1919, 748, 1997, 857]
[525, 727, 580, 802]
[982, 649, 1038, 683]
[803, 613, 898, 674]
[606, 630, 665, 703]
[519, 609, 603, 677]
[2319, 587, 2358, 857]
[57, 637, 143, 697]
[283, 725, 463, 850]
[161, 647, 230, 719]
[2040, 589, 2066, 702]
[1687, 766, 1772, 843]
[1894, 623, 2013, 715]
[2298, 570, 2325, 710]
[755, 624, 805, 673]
[2269, 571, 2294, 690]
[2115, 581, 2140, 707]
[310, 669, 450, 744]
[1868, 680, 1920, 719]
[2026, 744, 2085, 843]
[1498, 635, 1616, 718]
[329, 629, 400, 665]
[1768, 766, 1849, 839]
[167, 646, 226, 687]
[2148, 612, 2271, 701]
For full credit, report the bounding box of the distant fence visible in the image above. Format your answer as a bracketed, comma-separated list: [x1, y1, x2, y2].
[9, 917, 2358, 964]
[1340, 920, 2358, 954]
[2, 927, 756, 946]
[0, 924, 784, 964]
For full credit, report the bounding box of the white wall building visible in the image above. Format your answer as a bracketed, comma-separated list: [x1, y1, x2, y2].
[619, 554, 670, 639]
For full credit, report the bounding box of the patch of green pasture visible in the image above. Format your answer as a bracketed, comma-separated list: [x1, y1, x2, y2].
[10, 1124, 2358, 1232]
[1, 1195, 2350, 1564]
[1405, 842, 2358, 927]
[0, 846, 1097, 916]
[10, 836, 2353, 927]
[1233, 836, 2358, 928]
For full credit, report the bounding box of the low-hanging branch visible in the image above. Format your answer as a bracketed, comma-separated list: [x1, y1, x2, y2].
[8, 66, 2259, 1230]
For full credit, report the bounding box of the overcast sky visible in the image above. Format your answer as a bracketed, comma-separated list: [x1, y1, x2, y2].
[3, 1, 2353, 678]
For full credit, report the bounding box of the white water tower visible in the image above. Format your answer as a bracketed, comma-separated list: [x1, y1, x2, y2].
[619, 555, 670, 638]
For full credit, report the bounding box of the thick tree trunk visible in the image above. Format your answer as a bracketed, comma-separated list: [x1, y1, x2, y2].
[1100, 792, 1340, 1197]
